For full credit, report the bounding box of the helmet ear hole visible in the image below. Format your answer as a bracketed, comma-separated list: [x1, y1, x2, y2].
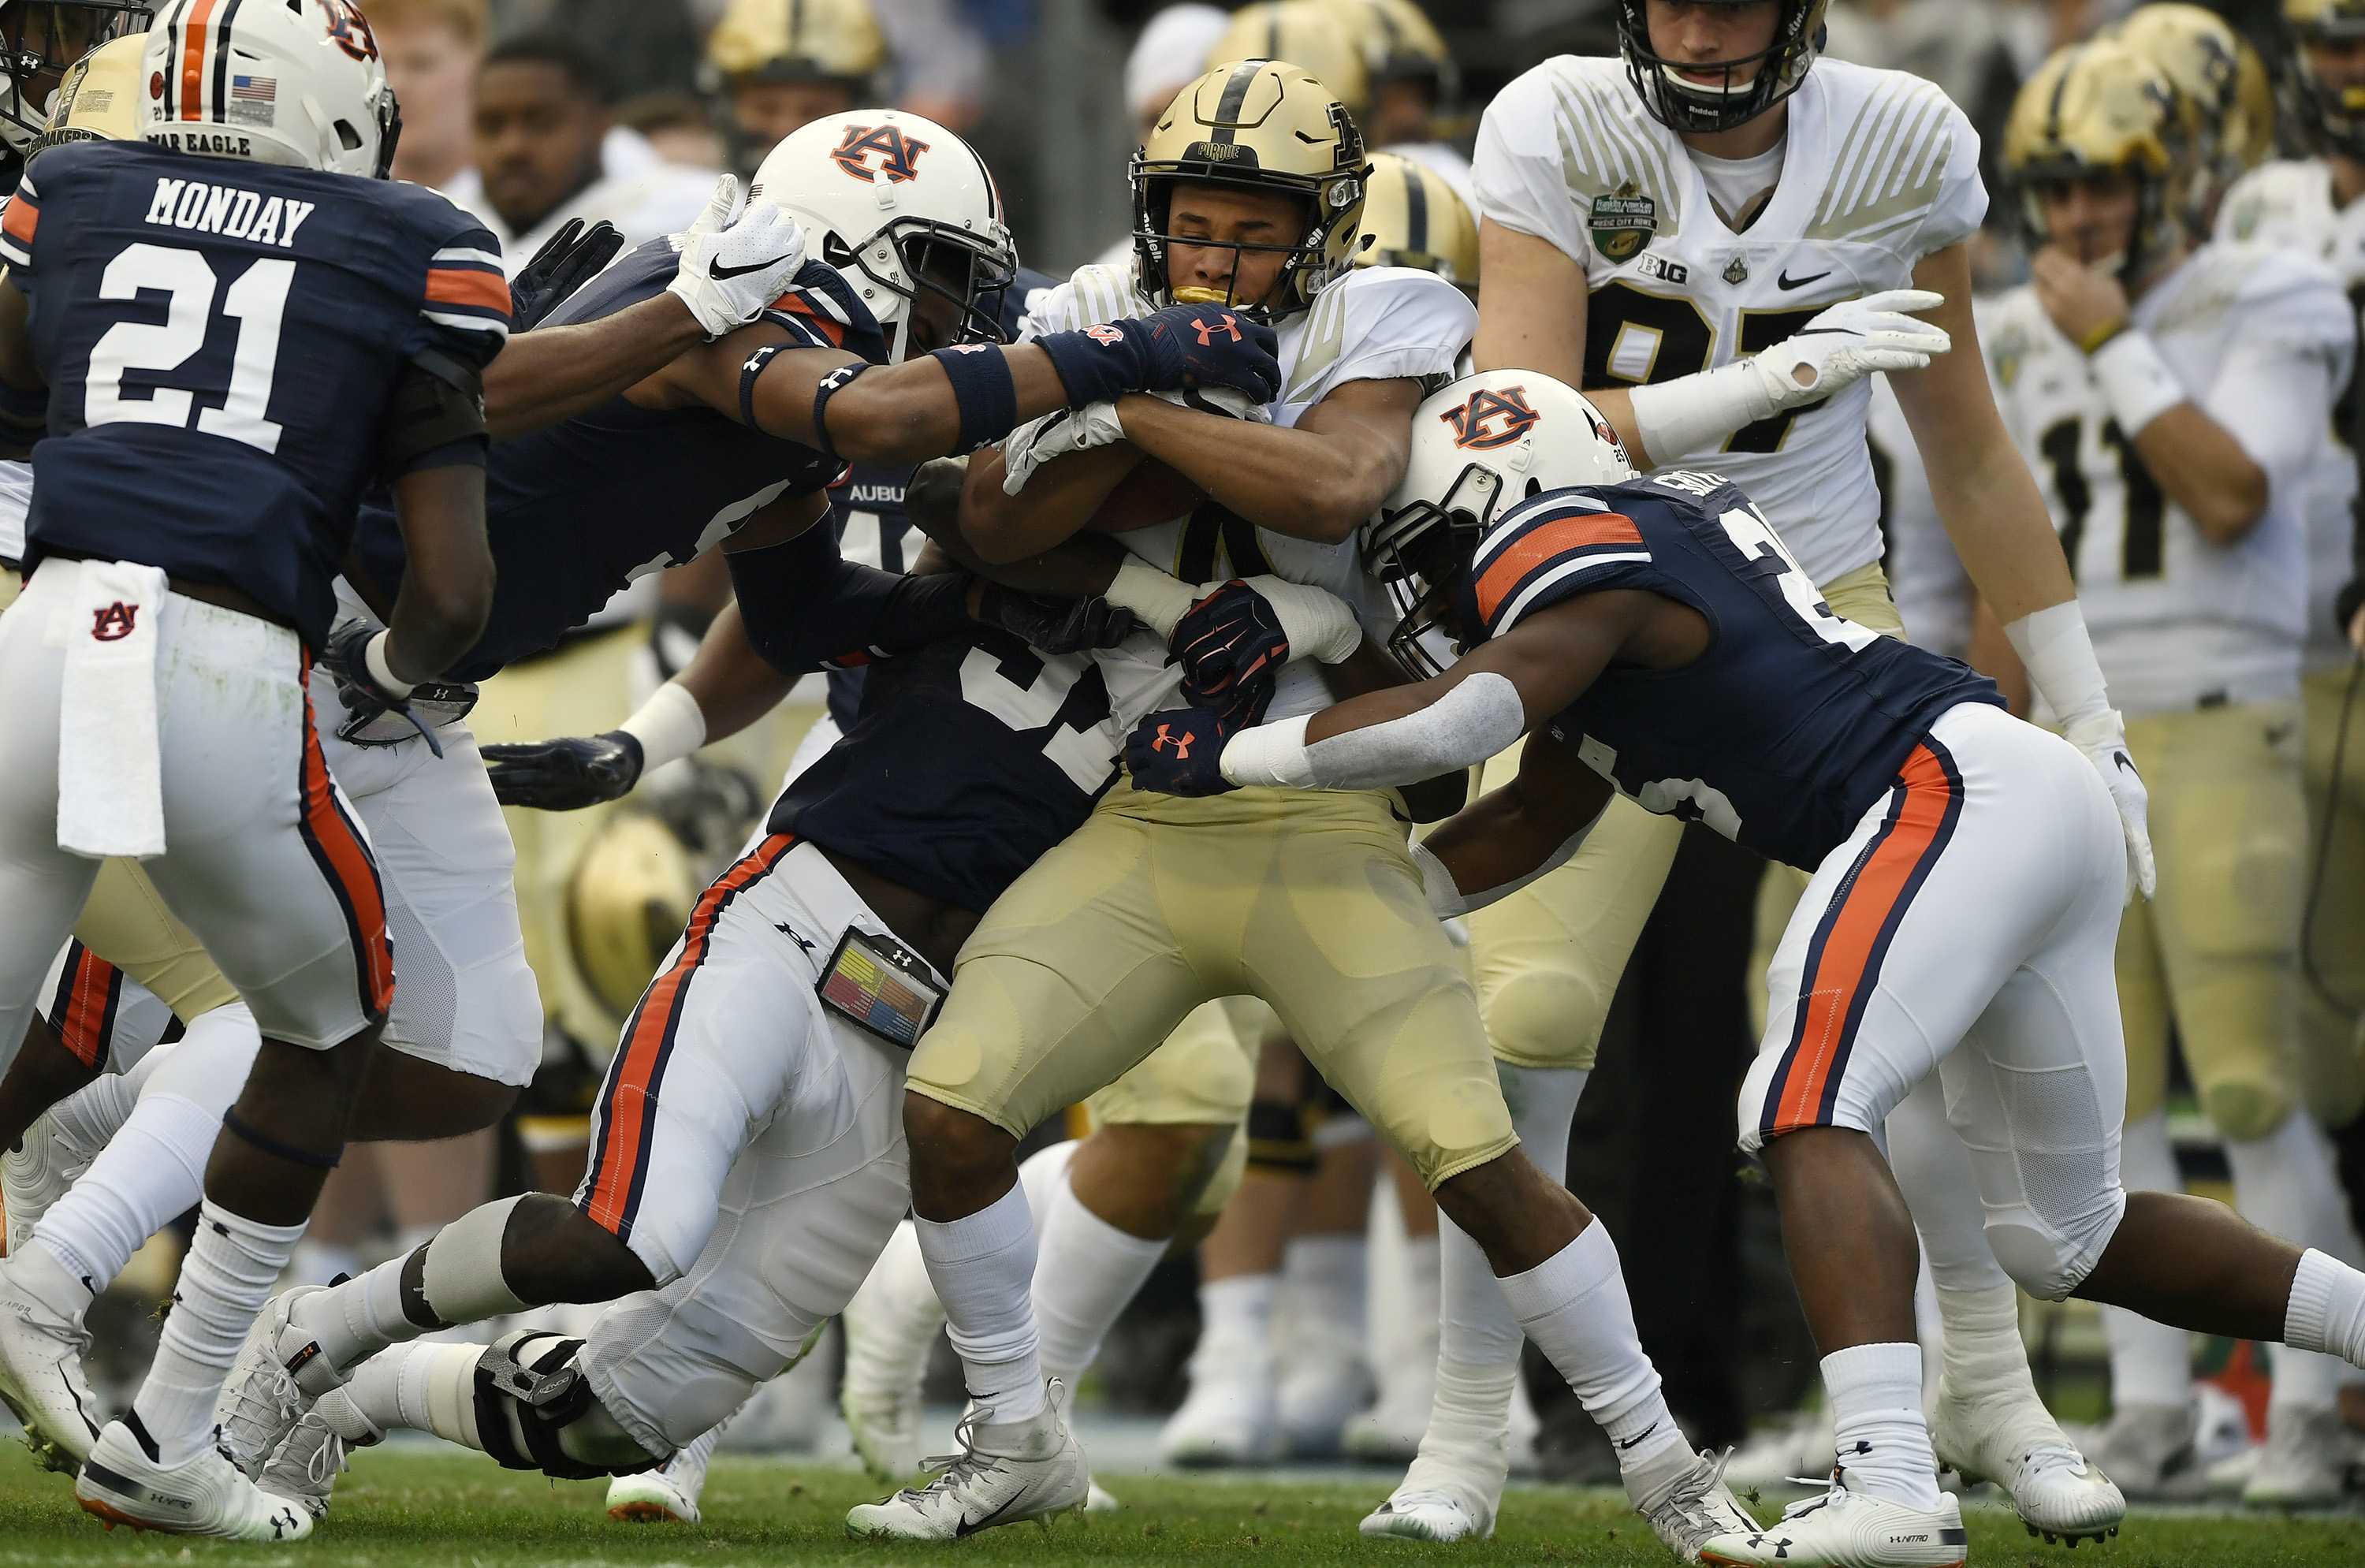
[1525, 477, 1543, 498]
[821, 232, 858, 268]
[335, 121, 363, 152]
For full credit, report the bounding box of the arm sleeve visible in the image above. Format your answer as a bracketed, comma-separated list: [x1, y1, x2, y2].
[1470, 65, 1592, 265]
[727, 523, 972, 676]
[1907, 95, 1988, 261]
[2205, 270, 2356, 496]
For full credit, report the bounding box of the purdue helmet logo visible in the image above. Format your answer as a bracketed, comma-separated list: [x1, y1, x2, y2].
[830, 123, 931, 184]
[1442, 385, 1541, 451]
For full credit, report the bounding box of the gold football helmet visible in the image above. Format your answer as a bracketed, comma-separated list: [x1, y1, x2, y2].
[566, 813, 698, 1025]
[707, 0, 888, 89]
[2005, 40, 2193, 281]
[1321, 0, 1457, 125]
[1354, 151, 1477, 290]
[2284, 0, 2365, 157]
[29, 26, 141, 158]
[1206, 1, 1371, 118]
[1133, 58, 1370, 320]
[2109, 4, 2273, 221]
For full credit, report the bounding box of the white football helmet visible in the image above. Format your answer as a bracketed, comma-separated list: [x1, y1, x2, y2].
[1365, 369, 1633, 675]
[143, 0, 398, 178]
[748, 108, 1015, 363]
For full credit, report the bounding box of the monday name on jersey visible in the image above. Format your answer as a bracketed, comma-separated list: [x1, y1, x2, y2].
[135, 167, 318, 250]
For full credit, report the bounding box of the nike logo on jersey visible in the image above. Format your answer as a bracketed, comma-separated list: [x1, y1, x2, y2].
[1776, 268, 1832, 292]
[711, 252, 797, 281]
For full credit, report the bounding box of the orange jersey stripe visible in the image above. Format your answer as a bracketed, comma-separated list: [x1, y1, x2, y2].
[425, 266, 512, 315]
[3, 199, 37, 247]
[767, 292, 846, 347]
[300, 690, 393, 1017]
[58, 948, 114, 1068]
[1771, 745, 1955, 1133]
[180, 0, 222, 123]
[581, 834, 796, 1236]
[1473, 512, 1644, 627]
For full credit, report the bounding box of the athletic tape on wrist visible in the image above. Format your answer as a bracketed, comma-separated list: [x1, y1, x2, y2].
[927, 345, 1021, 454]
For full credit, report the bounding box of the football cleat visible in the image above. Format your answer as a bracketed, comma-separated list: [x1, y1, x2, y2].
[2, 1113, 91, 1259]
[607, 1425, 717, 1524]
[844, 1379, 1089, 1540]
[214, 1285, 347, 1477]
[1641, 1447, 1764, 1565]
[2241, 1404, 2352, 1510]
[0, 1250, 103, 1473]
[1931, 1376, 2123, 1544]
[1727, 1406, 1838, 1497]
[257, 1388, 381, 1521]
[1159, 1352, 1279, 1467]
[2082, 1399, 2212, 1503]
[1360, 1480, 1497, 1544]
[839, 1220, 940, 1482]
[76, 1419, 313, 1540]
[1699, 1471, 1966, 1568]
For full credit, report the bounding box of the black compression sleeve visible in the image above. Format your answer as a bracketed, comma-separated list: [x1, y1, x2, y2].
[726, 522, 971, 676]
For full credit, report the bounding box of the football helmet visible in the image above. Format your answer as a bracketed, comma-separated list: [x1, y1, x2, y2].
[749, 109, 1015, 363]
[1352, 151, 1476, 289]
[1615, 0, 1830, 136]
[0, 0, 146, 155]
[28, 24, 138, 159]
[1206, 1, 1369, 117]
[1320, 0, 1457, 124]
[143, 0, 398, 178]
[2003, 40, 2192, 285]
[566, 814, 697, 1026]
[2281, 0, 2365, 158]
[707, 0, 886, 91]
[1365, 371, 1634, 678]
[1132, 58, 1369, 321]
[2109, 4, 2272, 222]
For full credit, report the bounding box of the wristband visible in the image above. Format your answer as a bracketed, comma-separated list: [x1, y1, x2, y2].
[1217, 713, 1317, 789]
[2088, 329, 2183, 438]
[364, 631, 417, 700]
[2002, 600, 2113, 734]
[1626, 360, 1775, 465]
[927, 345, 1021, 454]
[616, 681, 708, 776]
[1103, 557, 1201, 639]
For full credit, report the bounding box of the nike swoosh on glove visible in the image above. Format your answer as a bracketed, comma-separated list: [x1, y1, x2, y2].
[1125, 709, 1236, 796]
[1749, 289, 1951, 409]
[482, 732, 645, 810]
[667, 175, 809, 338]
[509, 218, 625, 332]
[2064, 711, 2158, 900]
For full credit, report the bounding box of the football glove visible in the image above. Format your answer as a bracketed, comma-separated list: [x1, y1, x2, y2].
[2064, 710, 2158, 901]
[482, 732, 645, 810]
[508, 218, 624, 333]
[974, 584, 1141, 654]
[1001, 403, 1125, 495]
[1174, 580, 1287, 734]
[1750, 289, 1950, 408]
[1125, 708, 1237, 797]
[667, 175, 809, 339]
[322, 620, 464, 757]
[1118, 304, 1284, 403]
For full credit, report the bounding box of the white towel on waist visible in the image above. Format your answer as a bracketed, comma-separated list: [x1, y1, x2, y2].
[56, 557, 168, 858]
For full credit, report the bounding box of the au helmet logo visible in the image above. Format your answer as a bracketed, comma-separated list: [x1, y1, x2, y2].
[831, 123, 932, 184]
[1442, 385, 1541, 452]
[323, 0, 382, 63]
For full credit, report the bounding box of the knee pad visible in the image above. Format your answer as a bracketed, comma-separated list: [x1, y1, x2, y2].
[474, 1331, 662, 1480]
[1983, 1190, 2126, 1303]
[1478, 966, 1606, 1073]
[2197, 1075, 2296, 1145]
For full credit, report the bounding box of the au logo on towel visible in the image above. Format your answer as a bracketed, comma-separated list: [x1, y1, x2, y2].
[91, 602, 138, 642]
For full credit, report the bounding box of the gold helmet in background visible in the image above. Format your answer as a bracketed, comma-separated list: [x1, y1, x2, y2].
[1205, 1, 1371, 118]
[1133, 58, 1370, 320]
[2283, 0, 2365, 157]
[707, 0, 888, 91]
[2108, 3, 2273, 222]
[566, 814, 698, 1025]
[1353, 151, 1476, 289]
[1320, 0, 1459, 134]
[30, 26, 143, 158]
[2004, 39, 2193, 282]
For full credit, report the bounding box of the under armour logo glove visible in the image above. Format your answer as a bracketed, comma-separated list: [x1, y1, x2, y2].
[322, 620, 455, 758]
[975, 583, 1141, 654]
[1037, 305, 1283, 408]
[1749, 289, 1950, 411]
[509, 218, 625, 333]
[667, 175, 810, 339]
[482, 732, 645, 810]
[1175, 580, 1287, 733]
[1125, 709, 1236, 797]
[2063, 710, 2158, 901]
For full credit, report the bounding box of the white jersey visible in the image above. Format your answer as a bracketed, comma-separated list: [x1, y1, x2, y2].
[1472, 54, 1986, 588]
[1985, 243, 2352, 715]
[0, 457, 29, 562]
[1022, 262, 1475, 721]
[2218, 158, 2365, 672]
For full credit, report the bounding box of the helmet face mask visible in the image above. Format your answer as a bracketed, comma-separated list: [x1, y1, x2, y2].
[1615, 0, 1831, 136]
[1368, 464, 1510, 679]
[0, 0, 147, 154]
[1141, 176, 1318, 321]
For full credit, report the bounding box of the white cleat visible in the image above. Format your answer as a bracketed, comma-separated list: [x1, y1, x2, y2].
[2083, 1399, 2212, 1503]
[214, 1284, 343, 1478]
[258, 1388, 381, 1522]
[76, 1419, 312, 1541]
[0, 1251, 103, 1473]
[1085, 1480, 1121, 1513]
[1282, 1347, 1376, 1458]
[1360, 1482, 1497, 1544]
[839, 1220, 940, 1482]
[2, 1115, 89, 1259]
[1641, 1447, 1764, 1565]
[844, 1380, 1089, 1540]
[1728, 1406, 1837, 1496]
[608, 1425, 717, 1524]
[2242, 1404, 2351, 1510]
[1159, 1353, 1279, 1467]
[1931, 1377, 2123, 1545]
[1698, 1471, 1965, 1568]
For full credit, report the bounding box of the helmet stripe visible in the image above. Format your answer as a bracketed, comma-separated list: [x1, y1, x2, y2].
[179, 0, 222, 122]
[1402, 162, 1429, 253]
[1209, 58, 1262, 143]
[209, 0, 246, 127]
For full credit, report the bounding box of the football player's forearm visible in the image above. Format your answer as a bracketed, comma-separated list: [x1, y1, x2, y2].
[1115, 397, 1377, 543]
[483, 296, 704, 441]
[1321, 639, 1469, 821]
[788, 346, 1076, 467]
[673, 602, 798, 745]
[1920, 422, 2077, 623]
[385, 467, 494, 680]
[2127, 407, 2268, 544]
[955, 440, 1142, 564]
[1576, 386, 1655, 467]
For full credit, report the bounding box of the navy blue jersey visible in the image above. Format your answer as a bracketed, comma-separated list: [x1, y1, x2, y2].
[351, 237, 887, 682]
[7, 140, 509, 642]
[821, 266, 1057, 728]
[1455, 471, 2002, 870]
[772, 627, 1122, 913]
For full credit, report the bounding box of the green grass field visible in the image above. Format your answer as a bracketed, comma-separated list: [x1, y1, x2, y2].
[1, 1444, 2363, 1567]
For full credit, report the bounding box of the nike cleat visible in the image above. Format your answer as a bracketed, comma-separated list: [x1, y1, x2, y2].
[1931, 1376, 2123, 1544]
[844, 1380, 1089, 1540]
[0, 1250, 103, 1473]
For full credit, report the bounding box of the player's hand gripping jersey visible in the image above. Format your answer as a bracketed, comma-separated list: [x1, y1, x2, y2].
[1459, 470, 2000, 869]
[5, 139, 511, 643]
[1472, 54, 1983, 587]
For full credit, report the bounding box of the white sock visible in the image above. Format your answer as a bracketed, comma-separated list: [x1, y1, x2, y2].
[293, 1195, 531, 1372]
[2225, 1113, 2350, 1412]
[30, 1090, 218, 1293]
[1196, 1272, 1278, 1362]
[1032, 1164, 1168, 1383]
[1499, 1064, 1586, 1179]
[1400, 1234, 1441, 1351]
[1936, 1281, 2046, 1409]
[1439, 1214, 1521, 1367]
[1404, 1357, 1518, 1489]
[2102, 1111, 2193, 1409]
[2284, 1248, 2365, 1366]
[132, 1201, 306, 1465]
[1282, 1232, 1366, 1351]
[1825, 1341, 1943, 1509]
[916, 1183, 1045, 1424]
[340, 1340, 487, 1448]
[1497, 1220, 1685, 1495]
